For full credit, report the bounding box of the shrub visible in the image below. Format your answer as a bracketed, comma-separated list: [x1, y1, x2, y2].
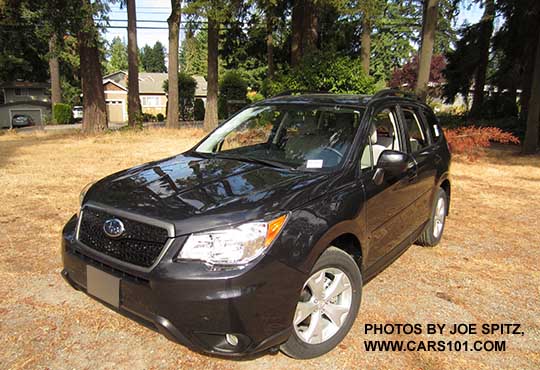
[43, 114, 53, 126]
[194, 98, 205, 121]
[163, 73, 197, 121]
[263, 51, 376, 97]
[178, 73, 197, 120]
[53, 103, 73, 124]
[156, 113, 165, 122]
[142, 112, 156, 122]
[219, 71, 248, 118]
[444, 126, 520, 158]
[247, 90, 265, 103]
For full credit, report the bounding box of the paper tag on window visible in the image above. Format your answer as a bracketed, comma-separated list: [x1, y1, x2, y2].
[306, 159, 323, 168]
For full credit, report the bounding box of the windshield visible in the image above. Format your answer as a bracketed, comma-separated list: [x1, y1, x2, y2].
[195, 105, 364, 171]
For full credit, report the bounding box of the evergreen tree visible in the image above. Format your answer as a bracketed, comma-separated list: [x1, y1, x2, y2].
[140, 42, 167, 73]
[106, 36, 128, 73]
[151, 41, 167, 72]
[180, 29, 208, 76]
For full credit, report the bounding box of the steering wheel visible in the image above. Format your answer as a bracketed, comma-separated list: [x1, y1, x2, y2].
[321, 146, 343, 159]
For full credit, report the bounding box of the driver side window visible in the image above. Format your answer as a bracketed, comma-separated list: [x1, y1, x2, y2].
[360, 108, 402, 170]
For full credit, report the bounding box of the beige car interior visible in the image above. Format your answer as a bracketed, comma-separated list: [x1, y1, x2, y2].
[284, 110, 357, 166]
[361, 109, 401, 169]
[402, 109, 426, 152]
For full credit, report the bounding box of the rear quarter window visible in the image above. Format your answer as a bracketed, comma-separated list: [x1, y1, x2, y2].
[421, 107, 443, 142]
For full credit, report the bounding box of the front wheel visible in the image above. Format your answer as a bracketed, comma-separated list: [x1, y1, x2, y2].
[281, 247, 362, 359]
[416, 187, 448, 247]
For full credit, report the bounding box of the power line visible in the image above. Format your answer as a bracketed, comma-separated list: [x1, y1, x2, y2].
[103, 19, 208, 24]
[109, 10, 171, 15]
[98, 25, 206, 30]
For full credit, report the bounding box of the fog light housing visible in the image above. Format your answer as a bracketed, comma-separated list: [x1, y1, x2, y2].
[226, 334, 239, 347]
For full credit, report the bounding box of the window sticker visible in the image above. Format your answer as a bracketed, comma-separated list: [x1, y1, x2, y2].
[306, 159, 323, 168]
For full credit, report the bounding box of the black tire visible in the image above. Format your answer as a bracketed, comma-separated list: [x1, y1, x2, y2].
[416, 187, 448, 247]
[280, 247, 362, 359]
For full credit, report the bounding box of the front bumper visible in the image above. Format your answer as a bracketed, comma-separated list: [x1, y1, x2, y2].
[61, 215, 306, 357]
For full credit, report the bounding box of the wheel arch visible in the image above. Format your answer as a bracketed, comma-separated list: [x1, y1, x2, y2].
[303, 221, 365, 275]
[438, 174, 451, 214]
[328, 233, 363, 271]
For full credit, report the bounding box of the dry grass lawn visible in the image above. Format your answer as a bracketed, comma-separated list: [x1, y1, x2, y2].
[0, 128, 539, 369]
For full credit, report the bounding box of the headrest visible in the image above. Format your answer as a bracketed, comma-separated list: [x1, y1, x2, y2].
[296, 114, 318, 135]
[331, 113, 354, 133]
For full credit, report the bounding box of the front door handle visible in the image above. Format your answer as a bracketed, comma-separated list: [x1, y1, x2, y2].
[406, 160, 418, 182]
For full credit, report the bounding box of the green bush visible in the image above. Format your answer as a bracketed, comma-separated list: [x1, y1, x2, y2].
[247, 91, 265, 103]
[142, 113, 156, 122]
[194, 98, 205, 121]
[219, 71, 248, 119]
[179, 73, 197, 120]
[263, 51, 376, 97]
[163, 73, 197, 121]
[156, 113, 165, 122]
[53, 103, 73, 124]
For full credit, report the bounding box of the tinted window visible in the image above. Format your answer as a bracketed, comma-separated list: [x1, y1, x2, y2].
[402, 108, 429, 152]
[197, 105, 363, 171]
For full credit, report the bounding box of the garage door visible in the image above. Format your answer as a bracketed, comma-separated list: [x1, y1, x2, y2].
[106, 100, 125, 123]
[11, 109, 42, 125]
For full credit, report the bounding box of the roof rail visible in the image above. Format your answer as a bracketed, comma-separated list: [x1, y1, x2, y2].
[272, 90, 329, 97]
[372, 89, 420, 101]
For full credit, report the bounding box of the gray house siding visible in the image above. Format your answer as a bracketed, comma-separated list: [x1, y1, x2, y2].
[0, 84, 51, 128]
[0, 102, 51, 128]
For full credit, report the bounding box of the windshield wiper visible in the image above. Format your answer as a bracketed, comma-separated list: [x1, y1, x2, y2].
[214, 153, 297, 170]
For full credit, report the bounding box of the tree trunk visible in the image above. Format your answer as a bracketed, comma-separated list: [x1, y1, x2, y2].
[303, 0, 318, 54]
[78, 8, 107, 133]
[127, 0, 141, 127]
[522, 31, 540, 154]
[518, 24, 540, 125]
[415, 0, 439, 102]
[49, 34, 62, 108]
[291, 0, 304, 67]
[266, 10, 274, 80]
[166, 0, 181, 128]
[203, 18, 219, 131]
[469, 0, 495, 117]
[360, 16, 371, 75]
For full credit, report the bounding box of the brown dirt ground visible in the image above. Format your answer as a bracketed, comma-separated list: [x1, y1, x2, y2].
[0, 129, 539, 370]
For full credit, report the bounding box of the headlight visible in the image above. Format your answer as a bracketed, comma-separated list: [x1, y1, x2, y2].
[177, 214, 288, 266]
[79, 181, 95, 207]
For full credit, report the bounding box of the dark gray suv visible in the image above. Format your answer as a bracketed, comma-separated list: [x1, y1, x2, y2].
[61, 90, 451, 359]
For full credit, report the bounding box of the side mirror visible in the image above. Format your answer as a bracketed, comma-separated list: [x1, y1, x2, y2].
[377, 150, 409, 176]
[373, 150, 409, 185]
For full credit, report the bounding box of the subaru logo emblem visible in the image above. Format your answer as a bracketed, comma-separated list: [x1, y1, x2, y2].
[103, 218, 125, 238]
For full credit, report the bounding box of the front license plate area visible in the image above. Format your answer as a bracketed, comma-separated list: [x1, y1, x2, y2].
[86, 265, 120, 308]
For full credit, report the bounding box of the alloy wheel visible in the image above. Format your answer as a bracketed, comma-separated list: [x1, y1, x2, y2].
[433, 196, 446, 238]
[293, 267, 353, 344]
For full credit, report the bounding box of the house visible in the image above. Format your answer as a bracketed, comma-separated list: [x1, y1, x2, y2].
[103, 71, 207, 123]
[0, 81, 51, 128]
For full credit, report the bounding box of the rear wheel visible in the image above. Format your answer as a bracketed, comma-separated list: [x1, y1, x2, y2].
[281, 247, 362, 359]
[416, 187, 448, 247]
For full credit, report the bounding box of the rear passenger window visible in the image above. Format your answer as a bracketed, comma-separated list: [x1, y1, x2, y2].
[402, 108, 430, 152]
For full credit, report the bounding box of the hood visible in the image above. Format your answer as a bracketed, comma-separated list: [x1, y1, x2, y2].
[84, 153, 330, 235]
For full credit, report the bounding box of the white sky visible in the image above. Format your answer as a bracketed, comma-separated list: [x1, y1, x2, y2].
[102, 0, 175, 48]
[101, 1, 484, 52]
